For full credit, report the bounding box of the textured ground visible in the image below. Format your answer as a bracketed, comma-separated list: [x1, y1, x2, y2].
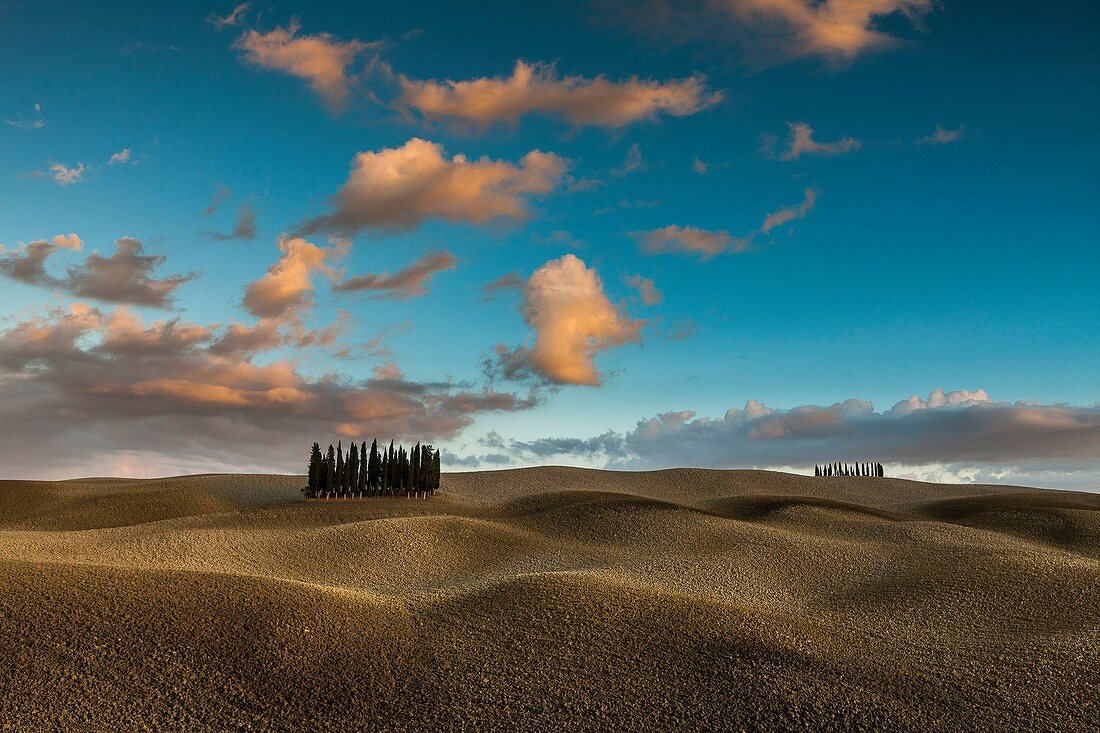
[1, 467, 1097, 731]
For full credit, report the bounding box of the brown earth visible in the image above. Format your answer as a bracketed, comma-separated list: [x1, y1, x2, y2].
[1, 467, 1097, 731]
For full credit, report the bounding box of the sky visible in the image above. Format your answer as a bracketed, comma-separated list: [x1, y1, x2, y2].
[1, 0, 1098, 488]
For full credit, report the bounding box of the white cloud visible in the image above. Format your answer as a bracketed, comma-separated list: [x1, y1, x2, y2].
[50, 162, 86, 186]
[108, 148, 134, 165]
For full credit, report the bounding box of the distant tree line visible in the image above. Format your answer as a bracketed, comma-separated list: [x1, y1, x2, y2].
[303, 439, 441, 499]
[815, 462, 884, 477]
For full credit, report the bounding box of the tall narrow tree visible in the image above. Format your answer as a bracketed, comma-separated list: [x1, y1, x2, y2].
[307, 442, 322, 496]
[325, 444, 336, 497]
[348, 442, 359, 496]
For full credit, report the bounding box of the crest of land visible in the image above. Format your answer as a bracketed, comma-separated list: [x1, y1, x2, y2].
[1, 467, 1097, 731]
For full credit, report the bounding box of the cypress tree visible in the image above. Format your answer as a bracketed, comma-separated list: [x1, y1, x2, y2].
[434, 449, 441, 494]
[412, 442, 421, 496]
[307, 442, 322, 496]
[348, 442, 359, 496]
[368, 439, 379, 495]
[325, 444, 336, 497]
[391, 435, 400, 493]
[358, 441, 368, 494]
[336, 442, 346, 495]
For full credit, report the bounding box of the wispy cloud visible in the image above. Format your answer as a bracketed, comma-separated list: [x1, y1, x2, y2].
[602, 0, 936, 65]
[234, 21, 374, 113]
[918, 124, 965, 145]
[624, 274, 663, 306]
[108, 148, 135, 165]
[49, 162, 86, 186]
[207, 2, 251, 29]
[203, 204, 257, 241]
[760, 188, 816, 233]
[202, 184, 232, 216]
[4, 102, 44, 130]
[333, 251, 457, 299]
[771, 121, 861, 161]
[631, 225, 749, 260]
[397, 60, 721, 129]
[633, 187, 817, 259]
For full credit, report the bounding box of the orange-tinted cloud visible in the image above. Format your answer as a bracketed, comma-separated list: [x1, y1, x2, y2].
[243, 236, 332, 318]
[778, 122, 861, 160]
[299, 138, 568, 235]
[497, 254, 643, 386]
[760, 188, 816, 232]
[398, 60, 721, 128]
[631, 225, 749, 260]
[603, 0, 935, 64]
[0, 303, 539, 477]
[234, 21, 371, 112]
[729, 0, 934, 60]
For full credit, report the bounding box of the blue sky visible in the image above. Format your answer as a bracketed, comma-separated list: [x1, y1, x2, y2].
[1, 1, 1097, 486]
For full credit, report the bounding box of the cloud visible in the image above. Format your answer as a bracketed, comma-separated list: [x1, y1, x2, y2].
[592, 198, 662, 216]
[202, 184, 232, 216]
[631, 225, 749, 260]
[207, 2, 251, 29]
[203, 204, 258, 241]
[0, 234, 85, 286]
[298, 138, 568, 236]
[4, 103, 44, 130]
[777, 122, 861, 160]
[243, 236, 333, 319]
[0, 303, 539, 478]
[0, 236, 194, 308]
[50, 233, 84, 251]
[108, 148, 134, 165]
[5, 119, 45, 130]
[624, 274, 663, 305]
[396, 60, 721, 129]
[333, 251, 456, 299]
[633, 187, 818, 259]
[50, 162, 86, 185]
[485, 388, 1100, 488]
[496, 254, 643, 386]
[692, 156, 708, 174]
[482, 271, 524, 301]
[760, 188, 816, 233]
[234, 21, 372, 112]
[66, 238, 195, 308]
[918, 124, 965, 145]
[611, 143, 647, 177]
[602, 0, 935, 64]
